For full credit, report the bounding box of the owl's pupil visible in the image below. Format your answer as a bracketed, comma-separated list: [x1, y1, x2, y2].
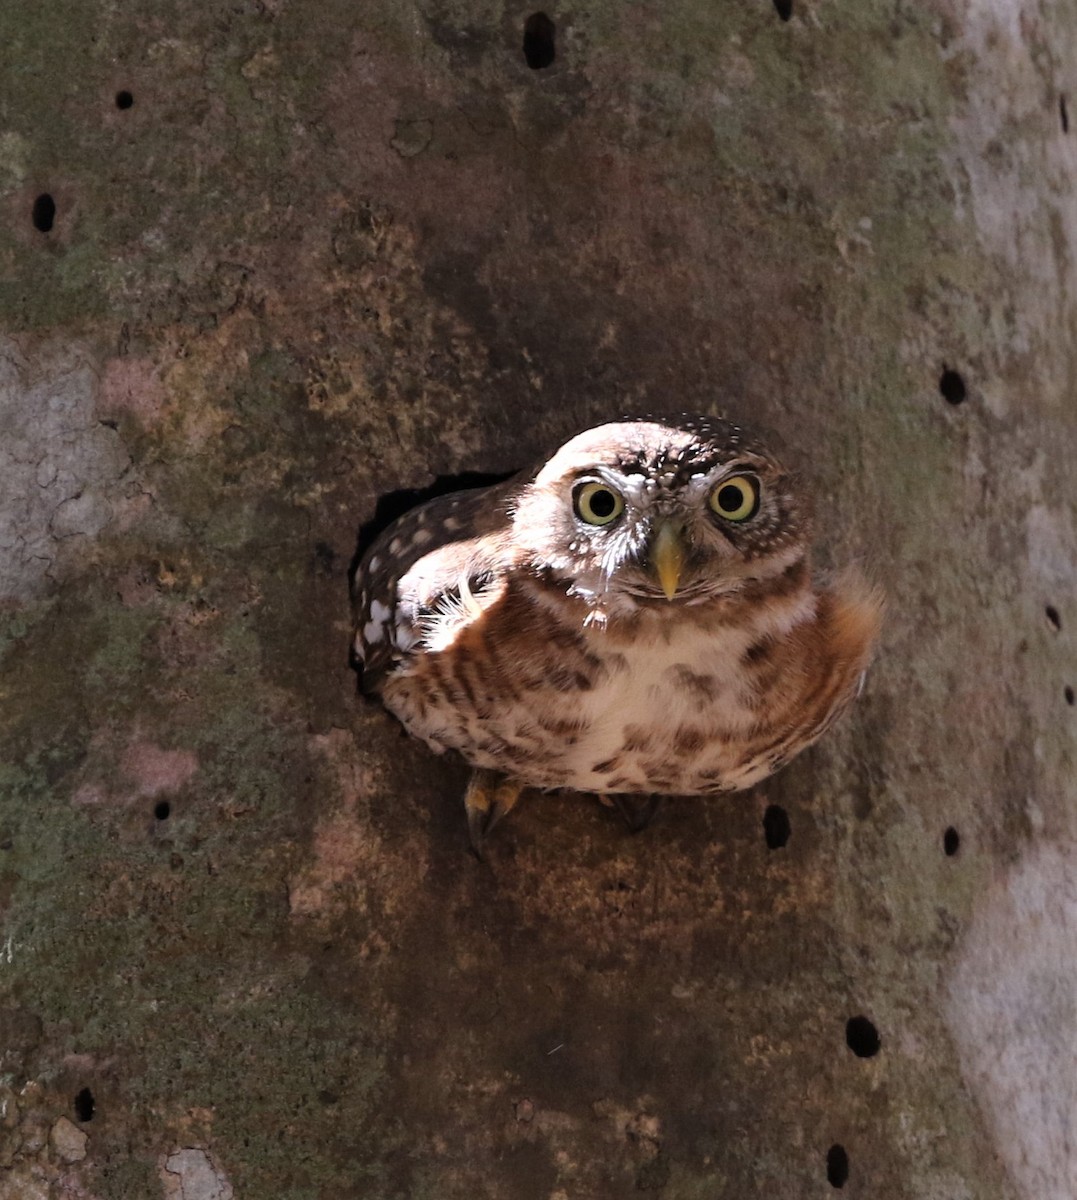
[589, 489, 617, 517]
[717, 484, 743, 512]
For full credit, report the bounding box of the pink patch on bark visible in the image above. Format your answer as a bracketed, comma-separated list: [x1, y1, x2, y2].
[121, 742, 198, 797]
[99, 357, 166, 425]
[72, 783, 107, 807]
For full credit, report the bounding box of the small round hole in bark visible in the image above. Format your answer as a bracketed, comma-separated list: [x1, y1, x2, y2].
[1065, 686, 1075, 706]
[827, 1145, 849, 1188]
[773, 0, 793, 19]
[763, 804, 790, 849]
[1046, 605, 1062, 632]
[154, 800, 171, 821]
[523, 13, 556, 69]
[1061, 95, 1070, 133]
[845, 1015, 881, 1058]
[943, 826, 960, 856]
[115, 90, 134, 110]
[74, 1088, 95, 1122]
[939, 368, 966, 405]
[32, 194, 56, 233]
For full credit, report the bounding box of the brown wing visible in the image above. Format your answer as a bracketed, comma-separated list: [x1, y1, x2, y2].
[351, 476, 527, 697]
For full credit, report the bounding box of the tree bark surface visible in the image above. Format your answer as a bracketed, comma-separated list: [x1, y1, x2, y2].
[0, 1, 1075, 1197]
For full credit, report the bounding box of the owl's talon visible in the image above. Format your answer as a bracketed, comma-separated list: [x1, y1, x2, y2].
[464, 770, 524, 858]
[467, 806, 490, 861]
[612, 794, 663, 833]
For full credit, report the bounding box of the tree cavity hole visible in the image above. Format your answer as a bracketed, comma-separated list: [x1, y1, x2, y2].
[763, 804, 790, 849]
[523, 13, 556, 69]
[74, 1088, 95, 1121]
[939, 368, 966, 405]
[827, 1144, 849, 1188]
[32, 194, 56, 233]
[845, 1015, 881, 1058]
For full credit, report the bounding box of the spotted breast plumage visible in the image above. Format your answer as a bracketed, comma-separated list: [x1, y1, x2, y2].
[352, 415, 882, 854]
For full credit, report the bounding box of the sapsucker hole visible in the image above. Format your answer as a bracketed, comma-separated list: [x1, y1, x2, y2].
[115, 89, 134, 110]
[1045, 605, 1062, 632]
[154, 800, 171, 821]
[845, 1015, 881, 1058]
[943, 826, 960, 856]
[1065, 685, 1075, 706]
[773, 0, 793, 19]
[763, 804, 790, 849]
[1061, 94, 1070, 133]
[827, 1144, 849, 1188]
[32, 194, 56, 233]
[74, 1088, 95, 1121]
[939, 368, 967, 405]
[523, 12, 556, 69]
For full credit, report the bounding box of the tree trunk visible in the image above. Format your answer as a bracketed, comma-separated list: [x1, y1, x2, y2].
[1, 0, 1074, 1196]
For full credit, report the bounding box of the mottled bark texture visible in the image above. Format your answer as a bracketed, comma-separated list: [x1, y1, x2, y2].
[1, 1, 1075, 1197]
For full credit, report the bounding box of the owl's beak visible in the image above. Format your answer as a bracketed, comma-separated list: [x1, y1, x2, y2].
[650, 522, 687, 600]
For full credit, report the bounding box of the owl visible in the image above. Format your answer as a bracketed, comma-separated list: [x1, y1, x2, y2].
[353, 415, 882, 855]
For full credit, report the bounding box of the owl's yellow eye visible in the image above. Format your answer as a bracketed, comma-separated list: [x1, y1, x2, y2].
[709, 476, 759, 522]
[574, 481, 625, 526]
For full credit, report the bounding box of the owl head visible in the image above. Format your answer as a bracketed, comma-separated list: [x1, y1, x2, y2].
[510, 415, 810, 612]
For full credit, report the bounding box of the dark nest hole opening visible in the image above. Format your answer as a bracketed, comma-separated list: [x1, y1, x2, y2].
[827, 1144, 849, 1188]
[351, 469, 518, 570]
[74, 1088, 95, 1122]
[939, 368, 967, 405]
[32, 194, 56, 233]
[845, 1015, 881, 1058]
[523, 12, 556, 69]
[762, 803, 790, 849]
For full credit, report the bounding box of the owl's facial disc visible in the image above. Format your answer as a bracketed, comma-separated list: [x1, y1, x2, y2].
[513, 418, 808, 611]
[562, 465, 773, 601]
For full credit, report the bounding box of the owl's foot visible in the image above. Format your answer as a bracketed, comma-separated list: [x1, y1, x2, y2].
[464, 770, 525, 859]
[612, 794, 663, 833]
